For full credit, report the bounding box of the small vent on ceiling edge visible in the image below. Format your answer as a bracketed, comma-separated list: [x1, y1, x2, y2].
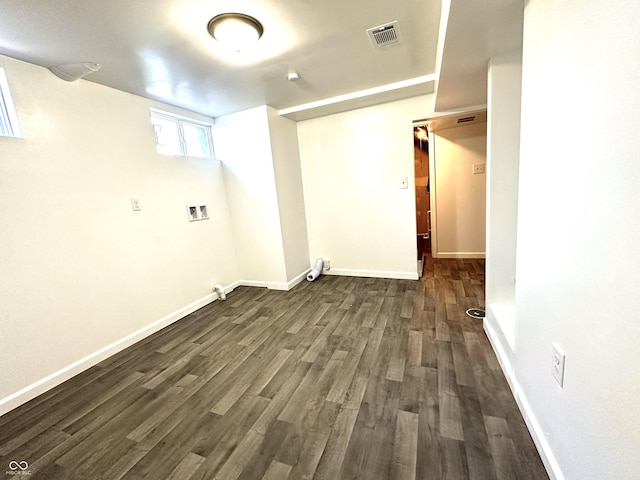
[457, 116, 477, 124]
[367, 21, 400, 48]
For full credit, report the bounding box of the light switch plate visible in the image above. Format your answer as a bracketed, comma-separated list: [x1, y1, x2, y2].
[552, 343, 566, 387]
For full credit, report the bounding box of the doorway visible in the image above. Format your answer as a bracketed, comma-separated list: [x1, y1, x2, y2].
[413, 124, 431, 275]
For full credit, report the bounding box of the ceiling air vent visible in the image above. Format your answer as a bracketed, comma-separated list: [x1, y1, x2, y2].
[367, 21, 400, 48]
[457, 116, 477, 124]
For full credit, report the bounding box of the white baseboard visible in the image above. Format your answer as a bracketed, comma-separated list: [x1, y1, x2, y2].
[324, 268, 419, 280]
[483, 319, 565, 480]
[432, 251, 486, 259]
[236, 279, 290, 291]
[0, 291, 222, 417]
[287, 269, 311, 289]
[236, 269, 311, 291]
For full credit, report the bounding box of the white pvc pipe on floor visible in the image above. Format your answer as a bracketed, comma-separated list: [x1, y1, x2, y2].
[307, 258, 324, 282]
[212, 283, 226, 300]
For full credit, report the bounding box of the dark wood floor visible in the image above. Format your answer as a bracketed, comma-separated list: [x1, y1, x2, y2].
[0, 257, 548, 480]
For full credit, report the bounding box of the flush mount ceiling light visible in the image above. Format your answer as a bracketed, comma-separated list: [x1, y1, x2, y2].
[207, 13, 264, 51]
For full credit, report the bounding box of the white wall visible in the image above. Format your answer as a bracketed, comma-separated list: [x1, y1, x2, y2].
[212, 106, 289, 288]
[484, 54, 522, 349]
[484, 1, 640, 479]
[297, 95, 434, 280]
[0, 55, 239, 415]
[213, 106, 311, 289]
[432, 122, 487, 257]
[266, 107, 310, 282]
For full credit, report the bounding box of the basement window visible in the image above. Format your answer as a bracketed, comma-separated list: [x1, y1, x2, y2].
[150, 108, 214, 158]
[0, 67, 22, 138]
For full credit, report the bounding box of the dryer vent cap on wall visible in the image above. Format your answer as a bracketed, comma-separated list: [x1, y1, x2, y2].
[367, 21, 400, 48]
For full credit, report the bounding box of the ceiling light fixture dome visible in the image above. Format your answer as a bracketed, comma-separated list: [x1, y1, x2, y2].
[207, 13, 264, 51]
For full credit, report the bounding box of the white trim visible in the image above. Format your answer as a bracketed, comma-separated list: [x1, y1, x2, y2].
[431, 252, 485, 259]
[236, 279, 289, 291]
[233, 269, 312, 291]
[428, 126, 438, 257]
[149, 108, 215, 159]
[0, 291, 221, 417]
[324, 268, 419, 280]
[278, 74, 437, 117]
[287, 269, 311, 289]
[483, 319, 565, 480]
[0, 67, 23, 138]
[149, 107, 213, 127]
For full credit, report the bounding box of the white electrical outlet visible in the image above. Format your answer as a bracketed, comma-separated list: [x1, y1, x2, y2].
[323, 259, 331, 271]
[130, 197, 141, 211]
[400, 177, 408, 189]
[552, 343, 566, 387]
[472, 163, 485, 174]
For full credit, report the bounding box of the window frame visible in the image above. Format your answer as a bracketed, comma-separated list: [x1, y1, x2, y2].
[150, 108, 214, 159]
[0, 67, 23, 138]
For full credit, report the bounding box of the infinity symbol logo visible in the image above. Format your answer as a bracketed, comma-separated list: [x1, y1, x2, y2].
[8, 461, 28, 471]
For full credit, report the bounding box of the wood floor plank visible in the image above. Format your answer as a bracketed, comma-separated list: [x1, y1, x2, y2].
[484, 415, 522, 480]
[210, 428, 265, 480]
[293, 405, 341, 478]
[312, 407, 358, 480]
[0, 258, 548, 480]
[458, 385, 499, 480]
[359, 379, 402, 479]
[326, 338, 367, 404]
[407, 329, 422, 367]
[390, 409, 419, 480]
[187, 396, 271, 480]
[165, 452, 206, 480]
[261, 460, 292, 480]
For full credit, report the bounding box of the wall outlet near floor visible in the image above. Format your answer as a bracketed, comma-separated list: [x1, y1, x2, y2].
[323, 259, 331, 271]
[552, 343, 566, 387]
[473, 163, 485, 174]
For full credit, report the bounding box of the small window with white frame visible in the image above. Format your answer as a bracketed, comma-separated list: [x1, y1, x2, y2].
[150, 108, 214, 158]
[0, 67, 23, 138]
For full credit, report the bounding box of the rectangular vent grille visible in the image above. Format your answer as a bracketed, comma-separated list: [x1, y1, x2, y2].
[367, 21, 400, 48]
[457, 116, 477, 124]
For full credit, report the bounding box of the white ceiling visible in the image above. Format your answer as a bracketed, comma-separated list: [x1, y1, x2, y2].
[0, 0, 523, 120]
[435, 0, 524, 111]
[0, 0, 440, 118]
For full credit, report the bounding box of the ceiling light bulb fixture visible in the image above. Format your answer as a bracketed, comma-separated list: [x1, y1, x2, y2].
[414, 127, 428, 141]
[207, 13, 264, 52]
